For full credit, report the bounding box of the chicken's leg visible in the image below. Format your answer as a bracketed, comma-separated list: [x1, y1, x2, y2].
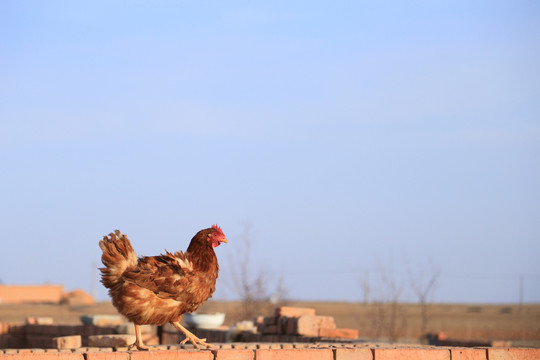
[171, 322, 213, 349]
[128, 324, 151, 351]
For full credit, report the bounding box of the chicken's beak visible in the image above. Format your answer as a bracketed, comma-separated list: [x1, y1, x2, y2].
[221, 238, 228, 244]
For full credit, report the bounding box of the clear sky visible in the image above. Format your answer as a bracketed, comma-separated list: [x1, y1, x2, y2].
[1, 1, 539, 304]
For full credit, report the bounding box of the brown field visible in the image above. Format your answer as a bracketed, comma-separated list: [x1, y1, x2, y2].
[1, 300, 539, 346]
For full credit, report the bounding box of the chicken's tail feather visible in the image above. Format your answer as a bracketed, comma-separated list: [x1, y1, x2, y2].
[99, 230, 137, 289]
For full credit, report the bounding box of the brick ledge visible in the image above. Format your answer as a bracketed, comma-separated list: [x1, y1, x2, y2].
[0, 345, 539, 360]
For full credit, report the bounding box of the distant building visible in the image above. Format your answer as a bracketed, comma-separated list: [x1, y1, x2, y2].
[0, 284, 65, 304]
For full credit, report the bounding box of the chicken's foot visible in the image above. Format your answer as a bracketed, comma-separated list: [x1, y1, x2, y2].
[171, 322, 213, 349]
[128, 324, 152, 351]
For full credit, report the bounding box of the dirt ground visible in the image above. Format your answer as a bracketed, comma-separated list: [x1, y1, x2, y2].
[197, 301, 540, 344]
[1, 300, 539, 346]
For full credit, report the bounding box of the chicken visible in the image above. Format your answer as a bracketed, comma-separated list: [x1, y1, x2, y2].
[98, 225, 227, 350]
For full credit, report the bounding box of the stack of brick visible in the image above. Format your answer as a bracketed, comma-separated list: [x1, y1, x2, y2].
[0, 323, 25, 348]
[24, 324, 119, 348]
[0, 318, 159, 349]
[254, 306, 358, 341]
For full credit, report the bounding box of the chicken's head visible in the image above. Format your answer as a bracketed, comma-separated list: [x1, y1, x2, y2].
[208, 224, 228, 248]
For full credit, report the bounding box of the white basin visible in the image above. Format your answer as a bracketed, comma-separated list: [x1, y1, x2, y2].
[183, 312, 225, 329]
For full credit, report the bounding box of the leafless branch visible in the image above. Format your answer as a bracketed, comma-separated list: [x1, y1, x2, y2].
[225, 223, 288, 320]
[407, 259, 441, 335]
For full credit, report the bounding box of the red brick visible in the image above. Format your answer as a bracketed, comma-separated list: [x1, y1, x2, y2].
[261, 335, 280, 342]
[261, 325, 278, 334]
[0, 353, 84, 360]
[88, 335, 135, 348]
[142, 335, 160, 346]
[491, 341, 512, 347]
[450, 348, 486, 360]
[85, 352, 129, 360]
[295, 316, 336, 337]
[52, 336, 81, 350]
[25, 325, 50, 335]
[24, 335, 55, 348]
[334, 348, 373, 360]
[213, 349, 254, 360]
[282, 318, 296, 335]
[130, 350, 213, 360]
[488, 348, 540, 360]
[274, 317, 284, 335]
[373, 348, 449, 360]
[26, 317, 54, 325]
[255, 348, 333, 360]
[319, 328, 358, 339]
[275, 307, 316, 318]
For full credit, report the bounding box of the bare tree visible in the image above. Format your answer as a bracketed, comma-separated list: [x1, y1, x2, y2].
[408, 261, 441, 335]
[358, 269, 371, 304]
[366, 257, 408, 342]
[378, 260, 407, 342]
[226, 223, 288, 320]
[274, 275, 289, 304]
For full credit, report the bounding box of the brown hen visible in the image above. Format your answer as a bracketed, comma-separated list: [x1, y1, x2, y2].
[99, 225, 227, 350]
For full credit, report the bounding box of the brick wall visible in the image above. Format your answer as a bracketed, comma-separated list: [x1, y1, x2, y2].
[0, 345, 539, 360]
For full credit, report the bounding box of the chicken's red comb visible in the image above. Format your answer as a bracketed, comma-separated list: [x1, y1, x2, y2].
[212, 224, 224, 235]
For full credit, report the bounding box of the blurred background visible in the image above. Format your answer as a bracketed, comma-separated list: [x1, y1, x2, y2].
[1, 1, 539, 308]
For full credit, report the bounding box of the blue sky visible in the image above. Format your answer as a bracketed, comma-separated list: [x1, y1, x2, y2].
[1, 1, 539, 304]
